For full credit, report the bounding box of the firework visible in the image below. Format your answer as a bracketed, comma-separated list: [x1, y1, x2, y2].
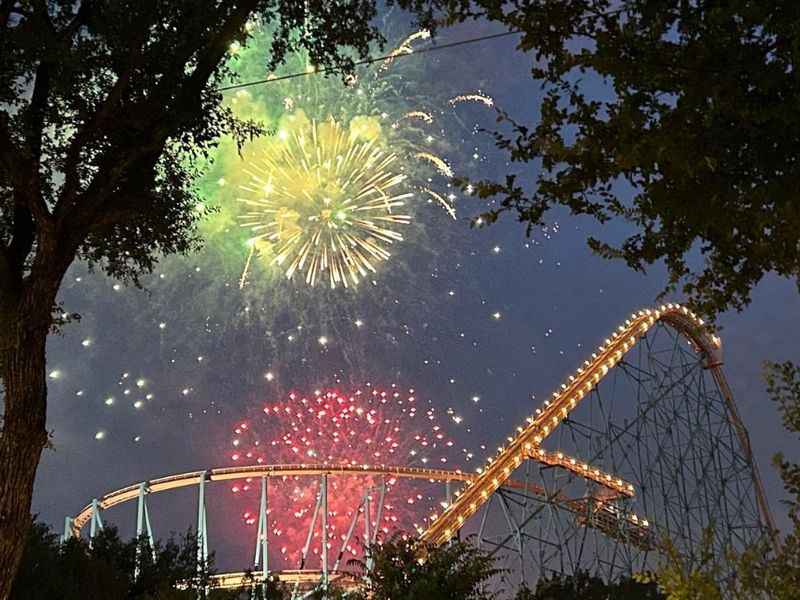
[228, 385, 460, 568]
[238, 117, 412, 289]
[212, 28, 496, 292]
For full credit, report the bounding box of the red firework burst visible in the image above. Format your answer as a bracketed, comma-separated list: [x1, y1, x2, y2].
[228, 384, 461, 570]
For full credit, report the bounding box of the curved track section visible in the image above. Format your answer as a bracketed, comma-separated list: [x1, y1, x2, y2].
[71, 463, 647, 536]
[421, 304, 775, 555]
[72, 464, 474, 534]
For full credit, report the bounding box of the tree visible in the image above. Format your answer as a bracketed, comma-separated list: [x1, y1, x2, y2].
[0, 2, 440, 597]
[9, 521, 234, 600]
[724, 362, 800, 599]
[638, 531, 723, 600]
[347, 535, 501, 600]
[444, 1, 800, 320]
[10, 527, 501, 599]
[516, 571, 663, 600]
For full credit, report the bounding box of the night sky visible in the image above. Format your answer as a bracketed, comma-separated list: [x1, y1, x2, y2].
[31, 21, 800, 571]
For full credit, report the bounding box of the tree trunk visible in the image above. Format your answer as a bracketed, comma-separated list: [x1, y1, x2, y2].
[0, 297, 51, 600]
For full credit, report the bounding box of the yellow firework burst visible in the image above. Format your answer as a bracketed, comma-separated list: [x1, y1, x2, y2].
[238, 117, 412, 289]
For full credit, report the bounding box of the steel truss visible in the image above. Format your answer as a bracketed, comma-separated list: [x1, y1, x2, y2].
[473, 319, 770, 589]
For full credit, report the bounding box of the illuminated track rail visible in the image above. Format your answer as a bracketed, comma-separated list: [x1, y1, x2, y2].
[209, 569, 358, 591]
[71, 463, 641, 536]
[420, 304, 776, 546]
[71, 464, 475, 534]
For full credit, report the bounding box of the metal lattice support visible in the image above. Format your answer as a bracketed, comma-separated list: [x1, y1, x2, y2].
[475, 320, 769, 588]
[320, 474, 328, 589]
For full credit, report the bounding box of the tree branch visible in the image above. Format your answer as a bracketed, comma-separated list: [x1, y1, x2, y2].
[164, 2, 259, 117]
[59, 5, 146, 210]
[0, 0, 17, 30]
[18, 62, 53, 234]
[8, 2, 57, 235]
[7, 200, 34, 274]
[62, 0, 92, 39]
[26, 60, 49, 163]
[0, 114, 23, 188]
[60, 3, 259, 236]
[0, 245, 16, 292]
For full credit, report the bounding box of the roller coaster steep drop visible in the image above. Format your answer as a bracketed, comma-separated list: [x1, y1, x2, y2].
[66, 305, 775, 591]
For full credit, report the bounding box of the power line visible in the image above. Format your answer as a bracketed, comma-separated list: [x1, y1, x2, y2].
[218, 29, 520, 92]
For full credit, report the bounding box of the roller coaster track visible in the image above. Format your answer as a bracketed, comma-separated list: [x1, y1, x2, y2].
[72, 464, 471, 534]
[419, 304, 776, 547]
[71, 463, 648, 540]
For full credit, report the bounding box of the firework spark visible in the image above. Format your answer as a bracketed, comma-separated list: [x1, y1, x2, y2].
[380, 30, 431, 69]
[425, 190, 457, 220]
[416, 152, 454, 178]
[449, 93, 495, 108]
[399, 111, 434, 124]
[238, 118, 412, 289]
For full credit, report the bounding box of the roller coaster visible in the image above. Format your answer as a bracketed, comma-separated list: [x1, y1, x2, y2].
[63, 305, 776, 594]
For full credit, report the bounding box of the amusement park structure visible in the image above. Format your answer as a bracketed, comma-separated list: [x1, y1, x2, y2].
[63, 305, 776, 595]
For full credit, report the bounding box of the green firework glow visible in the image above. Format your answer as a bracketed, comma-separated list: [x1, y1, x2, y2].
[195, 25, 489, 291]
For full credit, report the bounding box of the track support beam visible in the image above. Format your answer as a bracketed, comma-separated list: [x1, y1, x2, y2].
[197, 472, 208, 573]
[89, 498, 103, 546]
[135, 482, 155, 578]
[254, 476, 269, 582]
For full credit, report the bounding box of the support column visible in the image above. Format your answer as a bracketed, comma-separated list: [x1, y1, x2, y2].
[364, 492, 372, 571]
[300, 479, 323, 570]
[333, 491, 367, 572]
[371, 480, 386, 546]
[320, 474, 328, 589]
[89, 498, 103, 545]
[196, 472, 208, 573]
[254, 476, 269, 581]
[136, 482, 155, 546]
[135, 482, 155, 578]
[445, 480, 454, 544]
[61, 517, 73, 544]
